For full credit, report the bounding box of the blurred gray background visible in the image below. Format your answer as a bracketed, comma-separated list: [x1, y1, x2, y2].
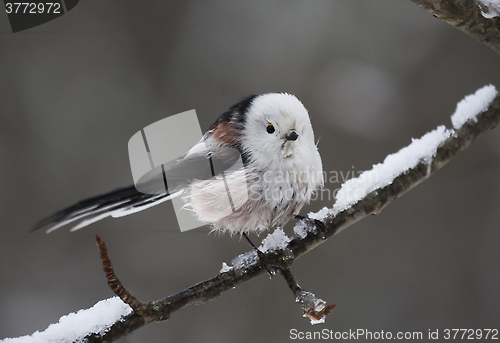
[1, 1, 500, 342]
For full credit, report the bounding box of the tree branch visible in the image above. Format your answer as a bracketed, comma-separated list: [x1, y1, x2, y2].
[83, 3, 500, 339]
[5, 91, 498, 342]
[79, 93, 500, 342]
[3, 3, 499, 342]
[410, 0, 500, 54]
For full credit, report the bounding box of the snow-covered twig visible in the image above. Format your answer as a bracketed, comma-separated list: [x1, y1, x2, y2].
[2, 86, 499, 342]
[279, 261, 337, 325]
[410, 0, 500, 54]
[1, 298, 133, 343]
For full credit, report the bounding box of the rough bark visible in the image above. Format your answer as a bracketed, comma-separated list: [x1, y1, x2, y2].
[410, 0, 500, 54]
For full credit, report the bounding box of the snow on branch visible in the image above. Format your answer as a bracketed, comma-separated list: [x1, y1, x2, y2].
[1, 298, 132, 343]
[3, 85, 500, 342]
[474, 0, 500, 18]
[410, 0, 500, 54]
[304, 85, 498, 234]
[451, 84, 498, 129]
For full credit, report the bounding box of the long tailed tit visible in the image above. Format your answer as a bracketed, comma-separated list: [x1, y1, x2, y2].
[34, 93, 324, 264]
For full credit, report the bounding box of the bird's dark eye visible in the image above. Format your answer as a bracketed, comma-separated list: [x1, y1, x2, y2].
[267, 124, 275, 134]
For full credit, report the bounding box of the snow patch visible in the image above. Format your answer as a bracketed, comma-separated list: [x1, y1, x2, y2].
[475, 0, 500, 18]
[332, 126, 452, 213]
[259, 228, 291, 252]
[1, 297, 132, 343]
[451, 84, 497, 129]
[308, 207, 330, 222]
[293, 219, 312, 239]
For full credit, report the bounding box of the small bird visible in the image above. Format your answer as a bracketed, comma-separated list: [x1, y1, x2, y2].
[34, 93, 324, 270]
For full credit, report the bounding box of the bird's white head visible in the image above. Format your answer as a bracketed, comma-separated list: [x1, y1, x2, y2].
[242, 93, 318, 168]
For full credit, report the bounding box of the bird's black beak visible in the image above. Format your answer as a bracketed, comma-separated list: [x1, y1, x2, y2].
[285, 131, 299, 141]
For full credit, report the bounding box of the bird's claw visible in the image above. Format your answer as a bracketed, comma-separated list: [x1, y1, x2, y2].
[255, 249, 284, 277]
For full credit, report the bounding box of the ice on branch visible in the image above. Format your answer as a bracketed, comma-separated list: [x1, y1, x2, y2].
[231, 250, 259, 270]
[1, 297, 132, 343]
[293, 219, 312, 239]
[220, 262, 233, 273]
[451, 85, 498, 129]
[296, 291, 336, 325]
[228, 229, 292, 271]
[475, 0, 500, 18]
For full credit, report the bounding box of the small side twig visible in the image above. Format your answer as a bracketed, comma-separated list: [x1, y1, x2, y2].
[280, 261, 336, 324]
[95, 234, 147, 316]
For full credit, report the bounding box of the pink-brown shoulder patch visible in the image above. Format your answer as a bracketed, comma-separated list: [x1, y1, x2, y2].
[211, 120, 242, 146]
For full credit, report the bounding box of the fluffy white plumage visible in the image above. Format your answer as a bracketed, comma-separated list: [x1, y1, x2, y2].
[185, 93, 324, 234]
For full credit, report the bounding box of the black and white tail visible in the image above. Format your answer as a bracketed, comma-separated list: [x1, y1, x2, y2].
[33, 185, 180, 233]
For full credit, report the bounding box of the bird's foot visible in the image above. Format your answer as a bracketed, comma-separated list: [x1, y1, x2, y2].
[254, 248, 284, 277]
[242, 232, 283, 278]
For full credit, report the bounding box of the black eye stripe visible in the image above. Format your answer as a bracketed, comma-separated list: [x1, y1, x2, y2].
[266, 124, 275, 134]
